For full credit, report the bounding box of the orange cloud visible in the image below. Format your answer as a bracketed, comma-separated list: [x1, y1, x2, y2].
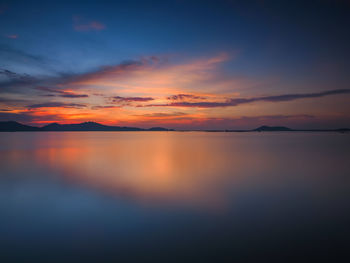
[67, 53, 232, 98]
[3, 51, 349, 129]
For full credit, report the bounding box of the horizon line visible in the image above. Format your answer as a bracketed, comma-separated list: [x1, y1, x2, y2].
[1, 120, 349, 132]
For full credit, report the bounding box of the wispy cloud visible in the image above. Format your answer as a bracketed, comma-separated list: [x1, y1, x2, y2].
[36, 86, 89, 98]
[64, 53, 230, 95]
[0, 68, 30, 79]
[0, 44, 45, 63]
[146, 89, 350, 108]
[106, 95, 155, 107]
[0, 111, 37, 123]
[111, 96, 154, 103]
[0, 68, 40, 92]
[138, 112, 188, 118]
[1, 51, 349, 128]
[0, 57, 154, 93]
[0, 97, 27, 104]
[67, 59, 154, 86]
[27, 102, 86, 109]
[0, 54, 223, 95]
[73, 16, 106, 32]
[167, 94, 206, 101]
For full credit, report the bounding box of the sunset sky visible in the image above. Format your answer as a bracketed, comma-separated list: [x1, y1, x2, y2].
[0, 0, 349, 129]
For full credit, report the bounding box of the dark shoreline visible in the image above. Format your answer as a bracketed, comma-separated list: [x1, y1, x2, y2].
[0, 121, 349, 133]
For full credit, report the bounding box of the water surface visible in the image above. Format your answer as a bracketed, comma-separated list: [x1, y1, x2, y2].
[0, 132, 349, 262]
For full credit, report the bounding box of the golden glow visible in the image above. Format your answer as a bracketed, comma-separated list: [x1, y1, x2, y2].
[1, 53, 349, 129]
[30, 132, 257, 208]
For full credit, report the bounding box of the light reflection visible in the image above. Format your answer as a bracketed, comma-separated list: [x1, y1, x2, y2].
[1, 132, 349, 211]
[25, 132, 251, 208]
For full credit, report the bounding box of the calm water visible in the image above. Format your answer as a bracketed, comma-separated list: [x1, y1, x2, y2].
[0, 132, 349, 262]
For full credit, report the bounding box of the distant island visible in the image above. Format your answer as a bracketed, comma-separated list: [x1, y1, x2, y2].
[212, 125, 349, 133]
[0, 121, 349, 133]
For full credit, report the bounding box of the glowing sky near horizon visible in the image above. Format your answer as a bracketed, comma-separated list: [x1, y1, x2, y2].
[0, 0, 350, 129]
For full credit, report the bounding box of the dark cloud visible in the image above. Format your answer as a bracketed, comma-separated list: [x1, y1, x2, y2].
[36, 86, 89, 98]
[0, 97, 28, 108]
[139, 112, 187, 117]
[40, 94, 56, 97]
[109, 96, 155, 106]
[167, 94, 206, 100]
[61, 93, 88, 98]
[0, 68, 37, 90]
[111, 96, 154, 103]
[147, 89, 350, 108]
[0, 70, 68, 93]
[255, 89, 350, 102]
[0, 69, 21, 78]
[0, 97, 26, 103]
[27, 102, 86, 109]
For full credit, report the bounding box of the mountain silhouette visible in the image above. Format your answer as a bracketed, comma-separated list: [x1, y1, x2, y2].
[41, 122, 145, 131]
[0, 121, 173, 132]
[0, 121, 348, 132]
[0, 121, 41, 132]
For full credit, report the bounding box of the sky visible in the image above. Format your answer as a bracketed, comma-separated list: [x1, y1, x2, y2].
[0, 0, 350, 129]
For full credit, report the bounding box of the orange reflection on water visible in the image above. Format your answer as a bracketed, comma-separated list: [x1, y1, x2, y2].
[29, 132, 258, 209]
[2, 132, 348, 212]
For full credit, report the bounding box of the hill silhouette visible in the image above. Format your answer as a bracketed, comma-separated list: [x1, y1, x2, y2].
[41, 122, 145, 131]
[0, 121, 40, 132]
[0, 121, 348, 133]
[0, 121, 172, 132]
